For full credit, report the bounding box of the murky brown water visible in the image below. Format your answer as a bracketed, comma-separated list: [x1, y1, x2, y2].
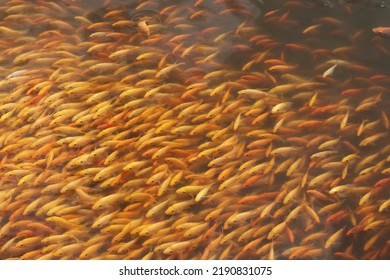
[0, 0, 389, 260]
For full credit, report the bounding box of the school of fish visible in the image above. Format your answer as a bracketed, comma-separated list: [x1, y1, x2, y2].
[0, 0, 389, 260]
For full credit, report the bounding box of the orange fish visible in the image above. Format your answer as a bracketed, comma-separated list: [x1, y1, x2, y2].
[373, 27, 390, 38]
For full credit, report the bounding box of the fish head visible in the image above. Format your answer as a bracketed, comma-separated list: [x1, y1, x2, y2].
[372, 27, 390, 38]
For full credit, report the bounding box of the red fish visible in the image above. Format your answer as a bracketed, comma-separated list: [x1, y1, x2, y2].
[374, 177, 390, 188]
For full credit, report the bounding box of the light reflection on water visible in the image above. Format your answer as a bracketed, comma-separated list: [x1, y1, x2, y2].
[0, 0, 389, 260]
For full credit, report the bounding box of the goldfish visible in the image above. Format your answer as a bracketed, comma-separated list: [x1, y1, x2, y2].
[0, 0, 388, 261]
[372, 27, 390, 38]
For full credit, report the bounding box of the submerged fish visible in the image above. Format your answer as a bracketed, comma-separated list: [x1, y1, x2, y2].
[0, 0, 388, 262]
[372, 27, 390, 38]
